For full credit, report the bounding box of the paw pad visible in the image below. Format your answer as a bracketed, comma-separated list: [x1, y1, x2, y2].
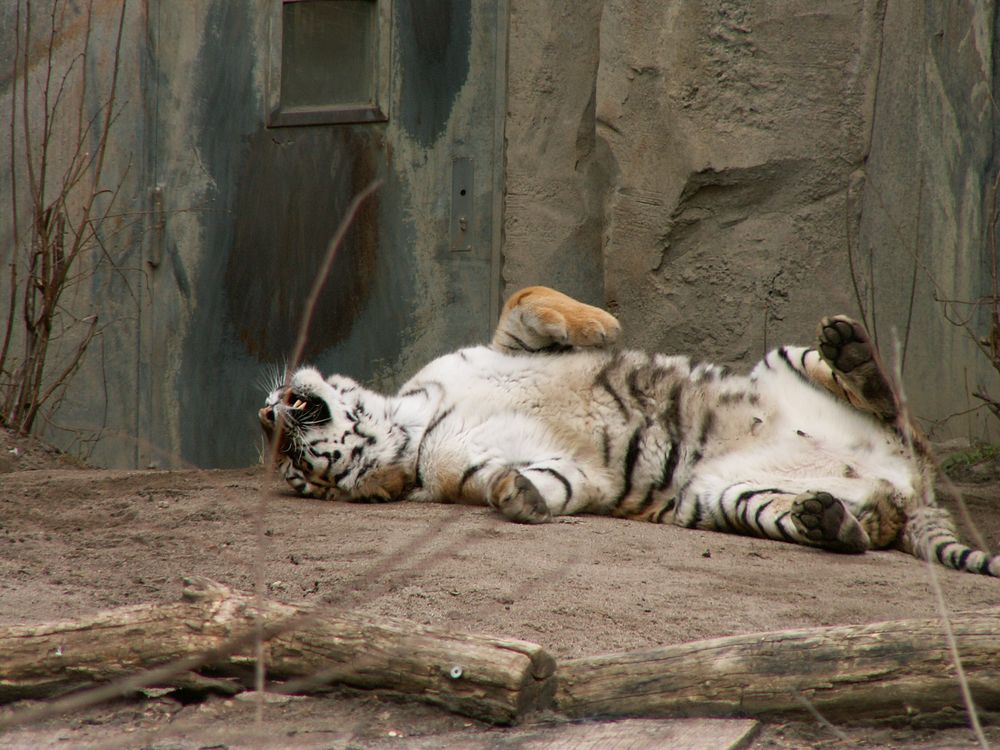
[792, 491, 869, 553]
[819, 317, 872, 374]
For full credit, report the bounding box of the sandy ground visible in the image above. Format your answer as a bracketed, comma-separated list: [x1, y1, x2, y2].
[2, 427, 1000, 748]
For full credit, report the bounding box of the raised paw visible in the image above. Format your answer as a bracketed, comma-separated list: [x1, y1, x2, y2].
[817, 316, 898, 421]
[818, 316, 874, 374]
[791, 491, 870, 553]
[493, 286, 621, 352]
[488, 470, 552, 524]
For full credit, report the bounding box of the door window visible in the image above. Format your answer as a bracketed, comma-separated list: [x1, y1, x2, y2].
[268, 0, 390, 126]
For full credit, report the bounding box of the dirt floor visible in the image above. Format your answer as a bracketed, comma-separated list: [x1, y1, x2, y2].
[2, 427, 1000, 749]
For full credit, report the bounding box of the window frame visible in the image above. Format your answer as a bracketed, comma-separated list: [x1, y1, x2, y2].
[266, 0, 391, 128]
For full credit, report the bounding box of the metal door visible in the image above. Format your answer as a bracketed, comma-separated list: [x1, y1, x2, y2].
[140, 0, 506, 467]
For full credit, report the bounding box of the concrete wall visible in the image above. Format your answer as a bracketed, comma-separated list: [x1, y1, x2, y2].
[859, 0, 999, 441]
[3, 0, 999, 464]
[2, 0, 506, 468]
[502, 0, 606, 306]
[503, 0, 1000, 442]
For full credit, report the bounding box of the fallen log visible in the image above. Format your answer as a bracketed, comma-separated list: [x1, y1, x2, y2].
[4, 578, 1000, 728]
[556, 610, 1000, 724]
[0, 576, 554, 725]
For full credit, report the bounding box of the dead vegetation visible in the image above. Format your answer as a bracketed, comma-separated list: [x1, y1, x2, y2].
[1, 0, 130, 446]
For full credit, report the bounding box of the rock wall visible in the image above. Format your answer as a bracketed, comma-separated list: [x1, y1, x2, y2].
[502, 0, 606, 306]
[858, 0, 999, 441]
[503, 0, 1000, 441]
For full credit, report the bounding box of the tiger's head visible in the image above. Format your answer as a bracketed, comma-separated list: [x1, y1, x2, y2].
[259, 367, 411, 501]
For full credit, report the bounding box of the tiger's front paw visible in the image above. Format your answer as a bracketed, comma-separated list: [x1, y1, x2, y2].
[488, 470, 552, 524]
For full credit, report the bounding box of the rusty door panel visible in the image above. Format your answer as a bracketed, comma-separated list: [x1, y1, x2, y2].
[140, 0, 504, 467]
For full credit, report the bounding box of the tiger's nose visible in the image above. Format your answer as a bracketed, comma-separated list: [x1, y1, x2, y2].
[259, 406, 274, 427]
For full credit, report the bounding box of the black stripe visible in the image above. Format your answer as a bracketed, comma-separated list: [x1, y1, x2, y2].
[689, 495, 704, 527]
[714, 488, 736, 532]
[525, 467, 573, 505]
[956, 547, 973, 570]
[504, 333, 540, 352]
[597, 361, 629, 417]
[653, 497, 676, 523]
[633, 443, 669, 516]
[736, 489, 755, 529]
[627, 369, 649, 408]
[637, 486, 657, 515]
[777, 347, 810, 384]
[601, 427, 611, 466]
[753, 498, 773, 532]
[717, 390, 745, 405]
[615, 427, 644, 505]
[923, 529, 956, 543]
[414, 405, 455, 488]
[458, 462, 487, 495]
[657, 441, 680, 491]
[933, 540, 952, 564]
[392, 430, 411, 462]
[735, 488, 782, 532]
[774, 511, 796, 542]
[664, 382, 683, 430]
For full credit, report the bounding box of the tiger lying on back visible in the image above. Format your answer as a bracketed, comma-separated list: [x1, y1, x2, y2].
[260, 286, 999, 577]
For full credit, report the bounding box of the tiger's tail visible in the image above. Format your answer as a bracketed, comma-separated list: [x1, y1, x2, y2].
[902, 506, 1000, 577]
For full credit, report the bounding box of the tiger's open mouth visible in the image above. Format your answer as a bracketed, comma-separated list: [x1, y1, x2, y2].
[259, 390, 332, 456]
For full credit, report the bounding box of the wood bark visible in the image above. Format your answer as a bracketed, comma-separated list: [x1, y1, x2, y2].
[0, 577, 554, 725]
[555, 610, 1000, 723]
[4, 578, 999, 727]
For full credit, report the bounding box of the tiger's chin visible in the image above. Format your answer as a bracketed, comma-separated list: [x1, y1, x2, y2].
[343, 465, 413, 503]
[277, 457, 413, 504]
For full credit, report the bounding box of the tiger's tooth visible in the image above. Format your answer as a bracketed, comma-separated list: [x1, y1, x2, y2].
[293, 399, 306, 410]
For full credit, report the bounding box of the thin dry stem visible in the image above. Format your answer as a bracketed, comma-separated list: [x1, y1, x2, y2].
[888, 330, 989, 748]
[253, 179, 382, 721]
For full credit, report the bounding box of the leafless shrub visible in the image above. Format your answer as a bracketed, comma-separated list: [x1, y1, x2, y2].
[1, 0, 129, 439]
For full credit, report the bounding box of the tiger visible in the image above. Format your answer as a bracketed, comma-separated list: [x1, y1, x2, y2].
[259, 286, 999, 577]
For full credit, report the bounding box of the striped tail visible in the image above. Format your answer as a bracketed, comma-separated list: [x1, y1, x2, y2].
[902, 506, 1000, 577]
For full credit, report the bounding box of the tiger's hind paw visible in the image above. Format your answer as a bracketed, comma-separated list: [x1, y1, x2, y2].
[791, 491, 870, 553]
[818, 316, 873, 374]
[494, 286, 621, 352]
[817, 316, 898, 421]
[489, 470, 552, 524]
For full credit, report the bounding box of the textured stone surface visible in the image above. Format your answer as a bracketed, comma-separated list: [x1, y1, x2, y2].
[503, 0, 607, 307]
[858, 0, 999, 440]
[503, 0, 1000, 440]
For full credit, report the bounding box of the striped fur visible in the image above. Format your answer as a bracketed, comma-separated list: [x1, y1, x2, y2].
[260, 287, 999, 578]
